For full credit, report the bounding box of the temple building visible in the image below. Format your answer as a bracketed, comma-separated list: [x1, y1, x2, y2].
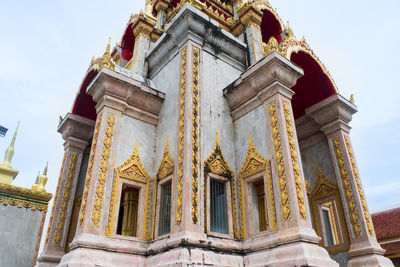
[0, 123, 52, 267]
[37, 0, 394, 266]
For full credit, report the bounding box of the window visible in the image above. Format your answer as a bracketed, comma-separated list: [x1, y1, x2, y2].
[320, 201, 339, 247]
[322, 208, 335, 246]
[117, 187, 139, 237]
[254, 180, 268, 232]
[158, 181, 171, 235]
[210, 179, 229, 234]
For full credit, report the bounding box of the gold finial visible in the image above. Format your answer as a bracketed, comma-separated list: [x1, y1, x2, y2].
[248, 132, 254, 146]
[263, 36, 280, 56]
[1, 122, 19, 168]
[38, 163, 49, 192]
[286, 21, 294, 38]
[134, 139, 139, 154]
[215, 132, 219, 143]
[350, 94, 355, 104]
[99, 38, 115, 70]
[32, 171, 40, 191]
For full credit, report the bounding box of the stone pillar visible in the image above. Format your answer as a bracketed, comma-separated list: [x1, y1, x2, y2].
[131, 12, 156, 76]
[306, 94, 394, 267]
[224, 52, 337, 266]
[37, 114, 94, 266]
[237, 5, 263, 66]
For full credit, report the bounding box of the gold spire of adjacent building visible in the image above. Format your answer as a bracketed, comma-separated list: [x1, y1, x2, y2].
[99, 38, 115, 70]
[0, 122, 20, 184]
[37, 162, 49, 192]
[32, 171, 40, 191]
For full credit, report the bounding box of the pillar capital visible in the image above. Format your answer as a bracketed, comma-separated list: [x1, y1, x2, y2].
[132, 12, 157, 38]
[306, 94, 357, 135]
[154, 0, 169, 12]
[58, 113, 95, 150]
[237, 4, 262, 28]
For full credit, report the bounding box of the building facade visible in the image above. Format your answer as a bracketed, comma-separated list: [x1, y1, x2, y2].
[38, 0, 393, 266]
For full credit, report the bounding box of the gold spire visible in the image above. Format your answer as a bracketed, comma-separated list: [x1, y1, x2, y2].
[32, 171, 40, 191]
[37, 162, 49, 192]
[0, 123, 20, 184]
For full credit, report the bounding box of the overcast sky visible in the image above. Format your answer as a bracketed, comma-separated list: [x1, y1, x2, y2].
[1, 0, 399, 255]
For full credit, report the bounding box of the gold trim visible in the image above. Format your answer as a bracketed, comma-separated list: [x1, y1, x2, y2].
[281, 36, 339, 93]
[283, 101, 306, 220]
[268, 101, 290, 221]
[266, 160, 278, 231]
[0, 183, 51, 212]
[191, 47, 200, 224]
[203, 133, 238, 238]
[176, 47, 186, 225]
[105, 141, 153, 240]
[80, 114, 102, 226]
[333, 136, 361, 236]
[345, 136, 373, 235]
[91, 115, 116, 227]
[45, 152, 66, 245]
[54, 153, 78, 245]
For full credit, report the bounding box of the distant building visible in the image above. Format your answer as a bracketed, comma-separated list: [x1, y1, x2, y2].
[37, 0, 393, 266]
[0, 124, 52, 266]
[373, 208, 400, 266]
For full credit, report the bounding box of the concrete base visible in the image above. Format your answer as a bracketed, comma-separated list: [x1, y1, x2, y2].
[348, 254, 394, 267]
[36, 250, 63, 267]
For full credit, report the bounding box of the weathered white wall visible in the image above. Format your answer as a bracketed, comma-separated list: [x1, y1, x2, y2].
[0, 205, 43, 267]
[300, 140, 337, 187]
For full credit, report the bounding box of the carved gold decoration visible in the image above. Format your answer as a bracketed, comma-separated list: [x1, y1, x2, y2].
[283, 102, 306, 220]
[237, 4, 262, 27]
[105, 141, 152, 240]
[204, 133, 238, 238]
[310, 164, 350, 254]
[305, 179, 312, 195]
[281, 36, 339, 93]
[55, 153, 78, 245]
[79, 114, 102, 226]
[262, 36, 280, 56]
[350, 94, 355, 104]
[192, 46, 200, 224]
[176, 47, 186, 225]
[151, 137, 175, 239]
[45, 152, 67, 245]
[0, 183, 51, 212]
[99, 38, 115, 71]
[268, 101, 290, 221]
[249, 0, 285, 29]
[91, 115, 116, 227]
[266, 160, 278, 231]
[345, 136, 373, 235]
[333, 136, 360, 236]
[238, 133, 267, 237]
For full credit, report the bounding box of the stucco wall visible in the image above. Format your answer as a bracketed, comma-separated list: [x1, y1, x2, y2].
[0, 205, 44, 267]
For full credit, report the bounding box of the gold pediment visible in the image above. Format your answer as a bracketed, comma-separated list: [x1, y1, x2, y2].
[204, 133, 234, 177]
[311, 164, 337, 199]
[156, 137, 175, 180]
[239, 133, 267, 179]
[117, 140, 151, 183]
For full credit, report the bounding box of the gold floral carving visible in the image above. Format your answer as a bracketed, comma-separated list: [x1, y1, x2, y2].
[238, 133, 267, 237]
[79, 114, 102, 226]
[105, 141, 152, 240]
[45, 152, 67, 245]
[176, 47, 186, 225]
[266, 160, 278, 231]
[345, 136, 373, 235]
[280, 36, 339, 93]
[156, 137, 175, 181]
[305, 179, 312, 195]
[283, 102, 306, 220]
[268, 102, 290, 221]
[333, 136, 361, 236]
[262, 36, 280, 56]
[204, 133, 238, 238]
[0, 183, 52, 212]
[99, 38, 115, 71]
[311, 165, 337, 199]
[192, 47, 200, 224]
[55, 153, 78, 245]
[91, 115, 116, 227]
[151, 137, 175, 239]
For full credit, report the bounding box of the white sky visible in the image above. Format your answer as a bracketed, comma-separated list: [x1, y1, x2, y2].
[1, 0, 399, 257]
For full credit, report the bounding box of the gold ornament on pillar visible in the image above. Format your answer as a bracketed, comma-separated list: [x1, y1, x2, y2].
[191, 46, 200, 224]
[79, 114, 102, 226]
[344, 136, 373, 235]
[333, 136, 361, 236]
[283, 102, 306, 220]
[92, 115, 116, 227]
[268, 102, 291, 221]
[55, 153, 78, 245]
[45, 152, 67, 245]
[176, 47, 186, 225]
